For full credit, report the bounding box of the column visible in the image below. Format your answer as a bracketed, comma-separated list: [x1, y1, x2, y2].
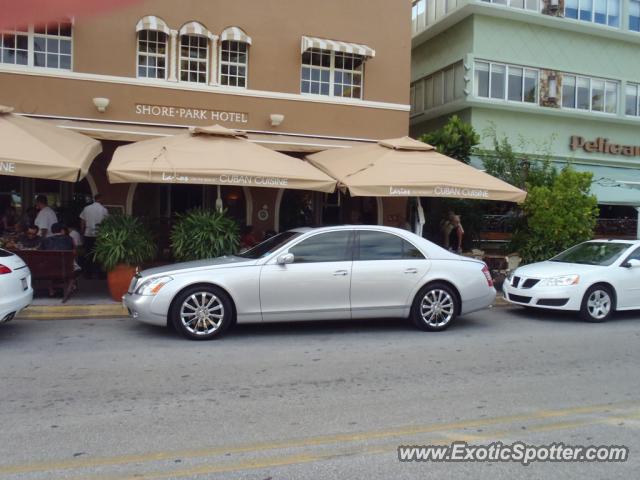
[168, 29, 178, 82]
[209, 35, 219, 85]
[636, 207, 640, 240]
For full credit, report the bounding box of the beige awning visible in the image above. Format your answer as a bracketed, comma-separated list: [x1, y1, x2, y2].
[0, 106, 102, 182]
[135, 15, 171, 35]
[306, 136, 527, 202]
[220, 26, 252, 44]
[107, 124, 337, 192]
[179, 21, 214, 38]
[301, 35, 375, 58]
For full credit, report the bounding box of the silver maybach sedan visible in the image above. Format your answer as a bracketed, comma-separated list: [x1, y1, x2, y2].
[123, 226, 496, 340]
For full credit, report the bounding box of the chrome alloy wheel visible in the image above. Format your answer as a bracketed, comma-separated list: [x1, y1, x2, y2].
[587, 289, 612, 320]
[180, 292, 225, 336]
[420, 289, 455, 328]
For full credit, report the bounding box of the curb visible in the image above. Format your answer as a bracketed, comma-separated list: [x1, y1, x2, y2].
[15, 297, 511, 321]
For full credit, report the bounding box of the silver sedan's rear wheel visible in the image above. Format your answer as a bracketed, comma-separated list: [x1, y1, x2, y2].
[580, 285, 614, 323]
[171, 286, 233, 340]
[411, 282, 459, 332]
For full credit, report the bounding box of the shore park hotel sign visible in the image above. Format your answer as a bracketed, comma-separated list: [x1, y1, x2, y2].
[135, 104, 249, 124]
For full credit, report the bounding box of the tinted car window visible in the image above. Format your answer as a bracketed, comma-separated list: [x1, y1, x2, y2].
[550, 242, 631, 266]
[626, 247, 640, 261]
[237, 231, 301, 259]
[289, 231, 352, 263]
[357, 231, 425, 260]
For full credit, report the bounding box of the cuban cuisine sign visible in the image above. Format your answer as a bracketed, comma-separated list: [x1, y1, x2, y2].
[388, 185, 490, 198]
[135, 104, 249, 124]
[570, 136, 640, 157]
[160, 172, 288, 186]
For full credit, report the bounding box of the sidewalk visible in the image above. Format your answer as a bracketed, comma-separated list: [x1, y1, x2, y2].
[16, 281, 509, 321]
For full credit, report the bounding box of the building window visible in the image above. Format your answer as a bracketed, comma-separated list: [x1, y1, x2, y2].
[179, 34, 208, 83]
[565, 0, 619, 27]
[481, 0, 539, 11]
[0, 21, 72, 69]
[137, 30, 167, 79]
[625, 83, 640, 116]
[301, 48, 364, 99]
[220, 40, 248, 88]
[474, 61, 538, 103]
[630, 0, 640, 31]
[561, 74, 618, 113]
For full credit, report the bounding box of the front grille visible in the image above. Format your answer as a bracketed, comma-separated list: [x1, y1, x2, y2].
[508, 293, 531, 304]
[537, 298, 569, 307]
[522, 279, 540, 289]
[512, 276, 521, 288]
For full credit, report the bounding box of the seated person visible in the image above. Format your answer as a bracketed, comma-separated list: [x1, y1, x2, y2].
[41, 223, 75, 251]
[17, 224, 42, 249]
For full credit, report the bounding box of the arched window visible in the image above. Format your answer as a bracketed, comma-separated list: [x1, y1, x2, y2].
[219, 27, 251, 88]
[136, 16, 170, 79]
[178, 22, 211, 84]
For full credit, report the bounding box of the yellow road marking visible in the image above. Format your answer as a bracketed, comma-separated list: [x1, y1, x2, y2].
[1, 401, 637, 477]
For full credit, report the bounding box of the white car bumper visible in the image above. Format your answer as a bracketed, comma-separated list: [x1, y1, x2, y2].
[0, 288, 33, 322]
[123, 293, 168, 327]
[503, 282, 583, 311]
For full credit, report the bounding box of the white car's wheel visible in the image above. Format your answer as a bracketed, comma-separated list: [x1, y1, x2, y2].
[171, 286, 233, 340]
[580, 285, 615, 323]
[411, 282, 459, 332]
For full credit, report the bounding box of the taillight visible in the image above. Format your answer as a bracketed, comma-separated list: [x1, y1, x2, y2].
[481, 264, 493, 287]
[0, 264, 12, 275]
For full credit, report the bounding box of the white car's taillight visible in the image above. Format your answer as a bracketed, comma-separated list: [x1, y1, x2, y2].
[0, 264, 12, 275]
[481, 264, 493, 287]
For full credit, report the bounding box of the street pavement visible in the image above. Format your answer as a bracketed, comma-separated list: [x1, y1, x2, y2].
[1, 306, 639, 479]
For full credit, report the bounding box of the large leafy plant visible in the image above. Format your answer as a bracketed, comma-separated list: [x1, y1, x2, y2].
[419, 115, 479, 164]
[170, 208, 239, 261]
[93, 215, 156, 271]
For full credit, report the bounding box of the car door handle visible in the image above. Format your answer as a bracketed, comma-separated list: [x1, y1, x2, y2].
[404, 268, 418, 274]
[333, 270, 349, 276]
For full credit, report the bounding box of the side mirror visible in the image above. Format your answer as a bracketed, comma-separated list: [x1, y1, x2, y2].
[277, 253, 294, 265]
[624, 259, 640, 268]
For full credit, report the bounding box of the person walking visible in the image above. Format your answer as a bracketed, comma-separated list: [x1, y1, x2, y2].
[34, 195, 58, 237]
[79, 194, 108, 278]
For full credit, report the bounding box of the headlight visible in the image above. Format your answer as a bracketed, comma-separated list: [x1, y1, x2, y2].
[540, 275, 580, 287]
[135, 276, 173, 295]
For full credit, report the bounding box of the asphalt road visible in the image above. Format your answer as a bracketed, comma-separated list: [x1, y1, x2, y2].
[1, 306, 640, 479]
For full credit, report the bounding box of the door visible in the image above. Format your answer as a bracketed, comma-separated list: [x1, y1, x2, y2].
[259, 230, 354, 321]
[350, 230, 431, 318]
[618, 247, 640, 308]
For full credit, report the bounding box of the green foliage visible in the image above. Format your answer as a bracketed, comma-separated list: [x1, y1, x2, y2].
[516, 167, 599, 263]
[170, 208, 239, 261]
[93, 215, 156, 271]
[419, 115, 479, 163]
[478, 125, 557, 190]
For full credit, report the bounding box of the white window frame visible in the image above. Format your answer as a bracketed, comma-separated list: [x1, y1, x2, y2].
[474, 60, 539, 105]
[218, 40, 249, 89]
[481, 0, 540, 12]
[178, 34, 208, 84]
[629, 0, 640, 31]
[560, 73, 618, 114]
[300, 49, 364, 100]
[625, 82, 640, 117]
[136, 29, 168, 80]
[564, 0, 621, 28]
[0, 21, 73, 71]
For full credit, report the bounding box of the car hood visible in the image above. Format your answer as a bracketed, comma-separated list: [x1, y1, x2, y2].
[140, 256, 256, 278]
[514, 261, 604, 278]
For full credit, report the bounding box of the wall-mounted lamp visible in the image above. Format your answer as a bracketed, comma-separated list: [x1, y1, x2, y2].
[270, 113, 285, 127]
[92, 97, 110, 113]
[547, 74, 558, 100]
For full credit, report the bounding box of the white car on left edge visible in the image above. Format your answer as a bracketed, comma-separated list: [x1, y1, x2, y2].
[0, 248, 33, 323]
[504, 240, 640, 322]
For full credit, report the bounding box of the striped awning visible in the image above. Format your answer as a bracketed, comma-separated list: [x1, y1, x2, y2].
[220, 26, 252, 44]
[179, 21, 213, 38]
[135, 15, 170, 35]
[301, 36, 375, 58]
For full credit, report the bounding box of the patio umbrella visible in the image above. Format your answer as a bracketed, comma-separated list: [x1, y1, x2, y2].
[107, 124, 337, 193]
[306, 136, 527, 202]
[0, 105, 102, 182]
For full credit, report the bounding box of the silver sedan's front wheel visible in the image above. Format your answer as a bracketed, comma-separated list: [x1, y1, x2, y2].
[411, 283, 459, 332]
[172, 286, 233, 340]
[580, 285, 614, 323]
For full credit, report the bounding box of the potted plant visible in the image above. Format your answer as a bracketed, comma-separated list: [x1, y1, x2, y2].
[171, 208, 239, 261]
[93, 215, 156, 301]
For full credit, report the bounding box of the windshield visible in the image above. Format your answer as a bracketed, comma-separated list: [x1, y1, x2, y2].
[550, 242, 632, 266]
[236, 231, 301, 259]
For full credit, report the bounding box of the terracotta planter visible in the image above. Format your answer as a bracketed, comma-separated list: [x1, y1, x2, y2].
[107, 264, 137, 302]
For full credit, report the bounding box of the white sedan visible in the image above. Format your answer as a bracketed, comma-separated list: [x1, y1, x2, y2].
[503, 240, 640, 322]
[124, 226, 496, 340]
[0, 249, 33, 323]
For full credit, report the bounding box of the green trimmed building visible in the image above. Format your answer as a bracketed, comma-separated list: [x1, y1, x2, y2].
[410, 0, 640, 238]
